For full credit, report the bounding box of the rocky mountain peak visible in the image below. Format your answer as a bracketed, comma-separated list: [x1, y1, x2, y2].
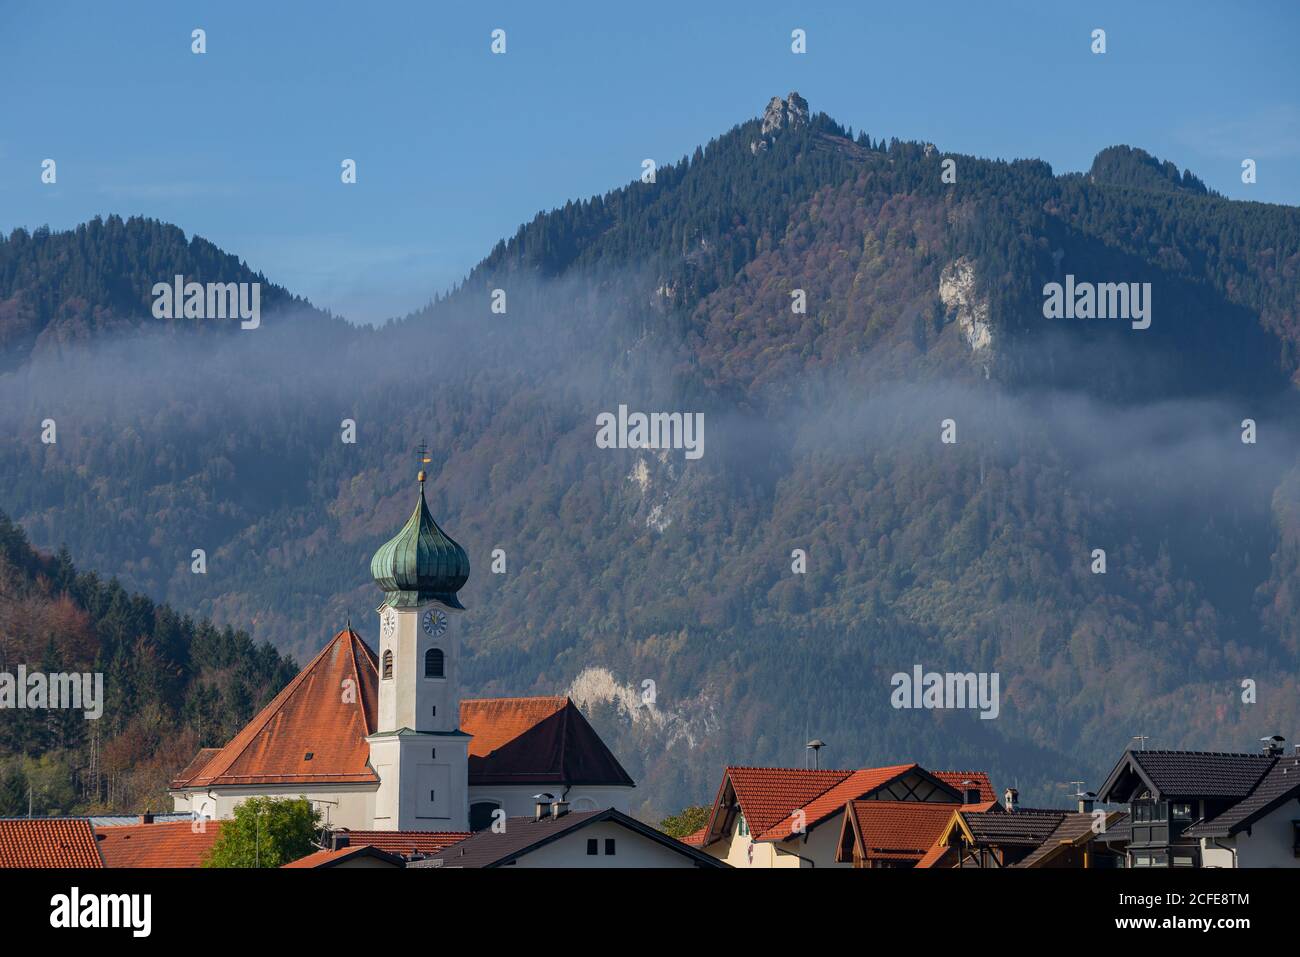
[761, 91, 810, 135]
[751, 92, 810, 154]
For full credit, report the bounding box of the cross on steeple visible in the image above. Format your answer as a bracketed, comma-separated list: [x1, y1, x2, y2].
[416, 441, 431, 485]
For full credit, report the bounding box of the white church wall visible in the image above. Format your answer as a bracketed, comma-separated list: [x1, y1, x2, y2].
[170, 783, 378, 831]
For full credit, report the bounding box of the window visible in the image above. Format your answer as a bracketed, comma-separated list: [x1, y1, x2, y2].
[1172, 802, 1192, 820]
[430, 748, 437, 760]
[424, 647, 445, 678]
[429, 790, 436, 802]
[431, 705, 436, 717]
[586, 838, 598, 856]
[737, 813, 749, 837]
[604, 838, 616, 856]
[381, 649, 393, 680]
[470, 802, 501, 832]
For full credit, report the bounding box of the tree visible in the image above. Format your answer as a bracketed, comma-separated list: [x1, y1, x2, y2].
[202, 797, 320, 868]
[659, 804, 711, 839]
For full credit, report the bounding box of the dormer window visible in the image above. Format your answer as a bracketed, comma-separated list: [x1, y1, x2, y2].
[382, 649, 393, 680]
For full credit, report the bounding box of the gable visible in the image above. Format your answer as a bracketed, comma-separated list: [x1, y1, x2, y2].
[170, 628, 379, 789]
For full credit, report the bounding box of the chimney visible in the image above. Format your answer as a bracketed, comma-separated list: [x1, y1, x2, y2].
[550, 800, 570, 820]
[139, 812, 154, 825]
[1262, 735, 1286, 757]
[533, 793, 555, 822]
[1077, 791, 1096, 814]
[1003, 787, 1018, 812]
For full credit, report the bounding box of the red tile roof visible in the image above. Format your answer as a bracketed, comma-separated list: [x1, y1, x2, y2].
[333, 829, 469, 857]
[171, 631, 634, 792]
[96, 819, 225, 868]
[282, 844, 404, 868]
[932, 771, 996, 803]
[171, 628, 379, 788]
[461, 696, 634, 786]
[714, 767, 851, 840]
[0, 819, 104, 868]
[842, 801, 963, 862]
[760, 764, 917, 841]
[703, 763, 996, 847]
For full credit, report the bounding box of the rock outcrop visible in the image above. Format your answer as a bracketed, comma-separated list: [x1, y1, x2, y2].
[939, 257, 992, 353]
[751, 91, 810, 153]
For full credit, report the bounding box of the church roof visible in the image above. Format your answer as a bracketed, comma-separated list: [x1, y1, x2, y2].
[461, 697, 635, 787]
[370, 479, 469, 609]
[172, 633, 634, 791]
[170, 627, 380, 788]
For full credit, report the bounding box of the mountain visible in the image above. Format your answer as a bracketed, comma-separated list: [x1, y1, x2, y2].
[2, 92, 1300, 818]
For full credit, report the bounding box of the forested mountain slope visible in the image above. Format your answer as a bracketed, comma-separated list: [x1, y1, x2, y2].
[2, 94, 1298, 817]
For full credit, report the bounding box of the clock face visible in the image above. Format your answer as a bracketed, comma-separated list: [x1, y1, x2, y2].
[422, 609, 448, 637]
[381, 609, 396, 640]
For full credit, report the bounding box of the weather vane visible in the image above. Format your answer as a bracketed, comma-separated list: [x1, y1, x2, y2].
[416, 440, 431, 485]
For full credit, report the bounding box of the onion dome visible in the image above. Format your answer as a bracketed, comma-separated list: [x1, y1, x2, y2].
[370, 469, 469, 609]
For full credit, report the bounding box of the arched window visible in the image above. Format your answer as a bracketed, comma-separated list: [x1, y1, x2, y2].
[469, 800, 501, 832]
[424, 647, 445, 678]
[381, 649, 393, 680]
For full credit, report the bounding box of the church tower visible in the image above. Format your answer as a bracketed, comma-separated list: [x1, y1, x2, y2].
[365, 455, 472, 831]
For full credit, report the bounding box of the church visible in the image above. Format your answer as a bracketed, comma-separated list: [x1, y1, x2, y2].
[169, 465, 635, 832]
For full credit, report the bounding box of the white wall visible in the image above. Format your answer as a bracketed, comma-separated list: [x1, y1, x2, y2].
[1200, 803, 1300, 868]
[170, 783, 378, 830]
[508, 821, 701, 868]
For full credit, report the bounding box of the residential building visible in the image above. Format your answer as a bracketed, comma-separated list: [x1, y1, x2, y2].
[410, 804, 726, 868]
[695, 763, 995, 867]
[1096, 744, 1284, 867]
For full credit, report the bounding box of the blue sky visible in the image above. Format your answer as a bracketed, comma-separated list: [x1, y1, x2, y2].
[2, 0, 1297, 323]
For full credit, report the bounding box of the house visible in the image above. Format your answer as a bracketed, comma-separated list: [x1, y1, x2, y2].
[695, 763, 995, 867]
[0, 818, 104, 868]
[409, 803, 727, 868]
[169, 466, 634, 832]
[282, 845, 406, 869]
[1182, 746, 1300, 868]
[1095, 742, 1287, 867]
[926, 789, 1072, 868]
[95, 818, 226, 868]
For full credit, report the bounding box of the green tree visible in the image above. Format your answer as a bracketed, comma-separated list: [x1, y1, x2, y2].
[202, 797, 320, 868]
[659, 805, 710, 839]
